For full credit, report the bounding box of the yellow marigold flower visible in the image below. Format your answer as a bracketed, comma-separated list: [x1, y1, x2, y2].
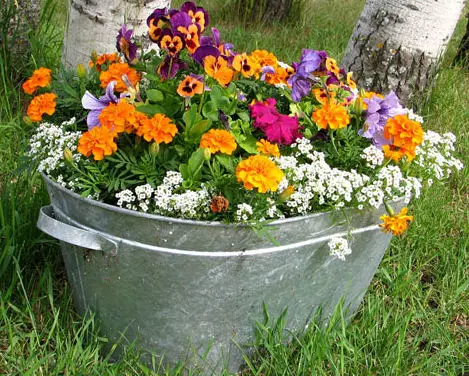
[251, 49, 278, 68]
[200, 129, 237, 155]
[380, 207, 414, 236]
[77, 126, 118, 161]
[312, 103, 350, 130]
[232, 53, 260, 78]
[99, 62, 140, 92]
[256, 139, 280, 157]
[203, 55, 234, 86]
[382, 144, 406, 163]
[26, 93, 57, 122]
[139, 113, 178, 144]
[22, 67, 52, 95]
[177, 75, 204, 98]
[236, 155, 284, 193]
[384, 114, 424, 158]
[98, 101, 139, 134]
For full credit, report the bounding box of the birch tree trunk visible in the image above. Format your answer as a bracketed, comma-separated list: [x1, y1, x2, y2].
[63, 0, 170, 69]
[341, 0, 465, 105]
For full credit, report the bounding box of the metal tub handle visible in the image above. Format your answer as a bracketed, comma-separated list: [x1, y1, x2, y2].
[37, 205, 118, 255]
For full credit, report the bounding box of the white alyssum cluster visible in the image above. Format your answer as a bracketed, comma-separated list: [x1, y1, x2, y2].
[116, 189, 137, 210]
[327, 237, 352, 261]
[236, 203, 253, 222]
[115, 172, 211, 218]
[414, 131, 464, 181]
[276, 138, 370, 214]
[134, 184, 154, 212]
[404, 108, 424, 124]
[361, 145, 384, 168]
[28, 119, 81, 174]
[153, 171, 210, 219]
[356, 165, 422, 207]
[56, 175, 79, 192]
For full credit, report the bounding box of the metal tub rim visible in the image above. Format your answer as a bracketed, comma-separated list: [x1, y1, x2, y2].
[42, 173, 359, 229]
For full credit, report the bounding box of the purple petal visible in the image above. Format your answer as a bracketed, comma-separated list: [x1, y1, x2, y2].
[101, 81, 118, 103]
[87, 110, 101, 130]
[192, 45, 220, 65]
[170, 11, 192, 30]
[211, 28, 220, 46]
[82, 91, 106, 111]
[180, 1, 197, 13]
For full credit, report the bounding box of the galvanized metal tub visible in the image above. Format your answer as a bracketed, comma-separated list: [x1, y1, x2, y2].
[37, 174, 396, 373]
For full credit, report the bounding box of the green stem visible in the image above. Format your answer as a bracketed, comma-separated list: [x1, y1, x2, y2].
[329, 130, 339, 156]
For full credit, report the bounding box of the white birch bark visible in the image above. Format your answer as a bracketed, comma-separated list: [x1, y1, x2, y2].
[341, 0, 465, 104]
[63, 0, 170, 69]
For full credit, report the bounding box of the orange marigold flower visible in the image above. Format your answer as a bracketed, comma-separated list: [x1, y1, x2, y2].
[380, 207, 414, 236]
[236, 155, 284, 193]
[99, 63, 140, 92]
[256, 139, 280, 157]
[22, 67, 52, 95]
[203, 55, 234, 86]
[312, 102, 350, 130]
[139, 113, 178, 144]
[177, 75, 204, 98]
[26, 93, 57, 122]
[77, 126, 118, 161]
[233, 53, 260, 78]
[384, 114, 424, 159]
[98, 101, 139, 134]
[90, 53, 121, 71]
[200, 129, 237, 155]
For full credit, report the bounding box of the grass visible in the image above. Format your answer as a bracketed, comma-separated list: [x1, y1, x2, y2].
[1, 0, 468, 374]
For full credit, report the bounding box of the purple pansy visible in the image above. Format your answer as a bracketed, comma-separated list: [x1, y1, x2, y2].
[288, 49, 328, 102]
[116, 25, 137, 63]
[180, 1, 209, 33]
[81, 81, 118, 129]
[361, 91, 406, 146]
[158, 54, 187, 79]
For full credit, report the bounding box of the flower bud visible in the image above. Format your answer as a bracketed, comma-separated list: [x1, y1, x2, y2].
[23, 116, 32, 125]
[63, 148, 73, 162]
[203, 148, 211, 161]
[150, 142, 160, 155]
[90, 50, 98, 63]
[279, 185, 295, 201]
[77, 64, 86, 78]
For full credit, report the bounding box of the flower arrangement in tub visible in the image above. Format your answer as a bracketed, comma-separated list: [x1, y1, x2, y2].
[23, 2, 463, 260]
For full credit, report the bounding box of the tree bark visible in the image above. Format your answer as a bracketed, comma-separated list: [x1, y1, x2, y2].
[260, 0, 293, 22]
[341, 0, 465, 105]
[63, 0, 171, 69]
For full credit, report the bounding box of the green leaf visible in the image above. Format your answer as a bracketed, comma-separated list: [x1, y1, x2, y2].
[215, 154, 235, 173]
[238, 111, 250, 122]
[202, 101, 220, 121]
[146, 89, 164, 102]
[136, 103, 166, 116]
